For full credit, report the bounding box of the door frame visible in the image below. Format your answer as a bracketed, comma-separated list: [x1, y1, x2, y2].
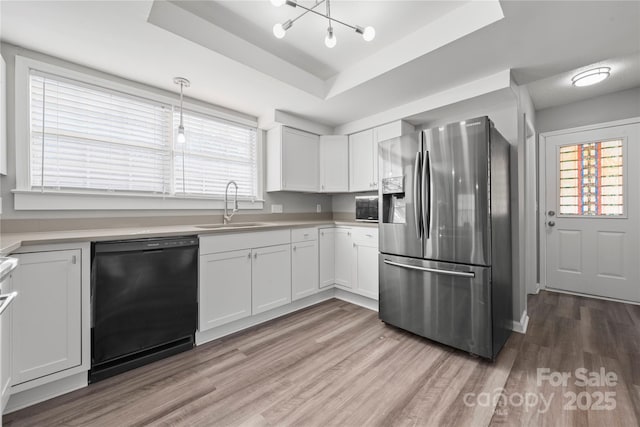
[538, 116, 640, 293]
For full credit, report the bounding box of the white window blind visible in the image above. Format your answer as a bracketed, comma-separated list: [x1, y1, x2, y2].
[174, 110, 258, 198]
[30, 72, 172, 194]
[29, 70, 259, 201]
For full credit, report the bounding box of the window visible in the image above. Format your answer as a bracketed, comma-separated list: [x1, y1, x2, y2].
[558, 139, 623, 216]
[174, 111, 257, 198]
[23, 64, 259, 209]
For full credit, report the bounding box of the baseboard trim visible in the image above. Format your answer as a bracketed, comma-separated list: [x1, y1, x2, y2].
[511, 310, 529, 334]
[5, 372, 87, 414]
[544, 287, 640, 306]
[333, 289, 378, 312]
[195, 289, 336, 346]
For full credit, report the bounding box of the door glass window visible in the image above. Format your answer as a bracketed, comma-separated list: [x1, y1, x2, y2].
[559, 139, 623, 216]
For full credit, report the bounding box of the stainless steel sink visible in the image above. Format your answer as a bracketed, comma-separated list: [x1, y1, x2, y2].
[195, 222, 268, 229]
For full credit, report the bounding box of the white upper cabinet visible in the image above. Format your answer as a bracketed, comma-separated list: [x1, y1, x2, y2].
[267, 125, 319, 192]
[348, 129, 375, 192]
[319, 135, 349, 193]
[348, 121, 414, 193]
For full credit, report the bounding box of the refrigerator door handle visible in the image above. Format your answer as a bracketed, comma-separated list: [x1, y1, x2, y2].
[413, 151, 422, 239]
[383, 259, 475, 278]
[421, 151, 431, 239]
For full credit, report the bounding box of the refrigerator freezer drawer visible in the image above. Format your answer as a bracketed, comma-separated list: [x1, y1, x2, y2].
[379, 254, 493, 358]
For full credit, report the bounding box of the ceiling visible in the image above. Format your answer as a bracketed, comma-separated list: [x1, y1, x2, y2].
[1, 1, 639, 129]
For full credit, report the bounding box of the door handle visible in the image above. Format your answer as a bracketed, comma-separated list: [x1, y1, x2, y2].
[422, 151, 431, 239]
[383, 260, 475, 278]
[413, 151, 422, 239]
[548, 221, 556, 227]
[548, 210, 555, 216]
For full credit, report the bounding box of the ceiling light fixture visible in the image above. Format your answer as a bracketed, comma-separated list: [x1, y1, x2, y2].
[173, 77, 190, 144]
[571, 67, 611, 87]
[271, 0, 375, 48]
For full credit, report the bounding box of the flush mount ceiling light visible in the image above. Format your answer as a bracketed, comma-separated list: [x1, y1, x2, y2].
[173, 77, 190, 143]
[571, 67, 611, 87]
[271, 0, 375, 48]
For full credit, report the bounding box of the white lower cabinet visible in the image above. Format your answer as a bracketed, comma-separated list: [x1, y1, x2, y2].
[199, 249, 252, 330]
[291, 240, 319, 301]
[334, 228, 353, 288]
[11, 250, 82, 386]
[352, 229, 379, 300]
[1, 273, 13, 411]
[320, 226, 379, 300]
[199, 231, 292, 331]
[318, 228, 335, 288]
[252, 244, 291, 314]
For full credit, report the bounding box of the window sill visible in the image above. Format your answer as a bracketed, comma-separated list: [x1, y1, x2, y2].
[12, 190, 264, 211]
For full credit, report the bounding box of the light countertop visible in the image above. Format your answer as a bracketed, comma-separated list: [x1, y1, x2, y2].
[1, 220, 377, 255]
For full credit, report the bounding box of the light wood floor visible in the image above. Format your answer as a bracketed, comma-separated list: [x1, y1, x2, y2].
[5, 291, 640, 426]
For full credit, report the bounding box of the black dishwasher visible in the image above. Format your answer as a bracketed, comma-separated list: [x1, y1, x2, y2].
[90, 236, 198, 382]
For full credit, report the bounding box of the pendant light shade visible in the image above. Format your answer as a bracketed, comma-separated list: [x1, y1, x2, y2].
[173, 77, 190, 144]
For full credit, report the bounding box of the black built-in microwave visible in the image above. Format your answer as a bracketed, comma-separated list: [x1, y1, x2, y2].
[355, 195, 379, 222]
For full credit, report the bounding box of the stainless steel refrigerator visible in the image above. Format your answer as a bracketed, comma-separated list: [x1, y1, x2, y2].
[378, 116, 512, 359]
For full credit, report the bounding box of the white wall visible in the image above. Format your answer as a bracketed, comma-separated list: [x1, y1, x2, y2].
[536, 87, 640, 133]
[0, 43, 331, 220]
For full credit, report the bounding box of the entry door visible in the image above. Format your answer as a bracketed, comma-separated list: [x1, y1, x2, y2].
[544, 123, 639, 302]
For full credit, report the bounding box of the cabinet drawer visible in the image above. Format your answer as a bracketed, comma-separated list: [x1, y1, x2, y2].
[352, 227, 378, 246]
[199, 229, 291, 255]
[291, 227, 318, 243]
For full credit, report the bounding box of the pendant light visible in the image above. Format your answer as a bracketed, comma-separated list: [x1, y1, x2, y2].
[324, 0, 336, 48]
[173, 77, 190, 143]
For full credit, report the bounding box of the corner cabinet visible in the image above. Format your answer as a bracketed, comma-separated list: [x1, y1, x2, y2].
[319, 226, 379, 300]
[319, 135, 349, 192]
[11, 249, 83, 387]
[349, 120, 414, 192]
[267, 126, 319, 192]
[291, 228, 319, 301]
[318, 228, 335, 288]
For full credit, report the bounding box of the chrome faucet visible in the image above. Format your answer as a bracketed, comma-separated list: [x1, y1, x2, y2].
[223, 180, 239, 224]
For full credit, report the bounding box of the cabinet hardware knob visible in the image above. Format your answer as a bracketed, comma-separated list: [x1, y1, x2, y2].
[248, 253, 251, 259]
[353, 243, 356, 247]
[293, 246, 296, 251]
[254, 253, 258, 258]
[71, 255, 77, 264]
[321, 231, 324, 236]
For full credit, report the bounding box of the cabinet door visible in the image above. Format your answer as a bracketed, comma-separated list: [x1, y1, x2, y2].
[1, 274, 12, 410]
[252, 244, 292, 314]
[319, 135, 349, 192]
[334, 228, 353, 288]
[353, 243, 379, 300]
[319, 228, 335, 288]
[12, 250, 81, 386]
[199, 249, 252, 331]
[282, 127, 319, 192]
[349, 129, 374, 192]
[291, 240, 319, 301]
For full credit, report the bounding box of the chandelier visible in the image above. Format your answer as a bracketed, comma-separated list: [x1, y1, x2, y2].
[271, 0, 375, 48]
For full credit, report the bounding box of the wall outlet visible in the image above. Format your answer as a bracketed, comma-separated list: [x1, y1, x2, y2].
[316, 204, 322, 213]
[271, 204, 283, 213]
